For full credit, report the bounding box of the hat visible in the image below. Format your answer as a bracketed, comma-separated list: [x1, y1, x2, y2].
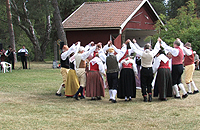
[193, 51, 196, 54]
[107, 48, 114, 53]
[184, 42, 191, 49]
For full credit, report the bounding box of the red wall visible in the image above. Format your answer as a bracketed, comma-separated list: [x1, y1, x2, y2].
[66, 29, 119, 47]
[123, 6, 156, 31]
[114, 34, 122, 49]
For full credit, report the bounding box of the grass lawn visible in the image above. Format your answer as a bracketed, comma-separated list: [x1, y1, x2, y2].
[0, 62, 200, 130]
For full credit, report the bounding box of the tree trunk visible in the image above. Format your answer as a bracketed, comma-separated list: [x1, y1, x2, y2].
[6, 0, 17, 62]
[52, 0, 68, 45]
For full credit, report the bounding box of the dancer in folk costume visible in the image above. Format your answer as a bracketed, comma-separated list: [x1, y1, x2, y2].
[117, 55, 138, 101]
[160, 38, 188, 99]
[65, 43, 80, 97]
[182, 42, 199, 94]
[128, 39, 160, 102]
[56, 43, 78, 96]
[73, 44, 97, 100]
[100, 41, 128, 103]
[86, 50, 106, 100]
[153, 50, 173, 101]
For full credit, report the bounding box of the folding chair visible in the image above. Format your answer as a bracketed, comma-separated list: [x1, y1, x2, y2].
[1, 62, 12, 73]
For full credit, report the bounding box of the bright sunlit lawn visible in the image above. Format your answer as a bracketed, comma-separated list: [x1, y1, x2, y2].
[0, 62, 200, 130]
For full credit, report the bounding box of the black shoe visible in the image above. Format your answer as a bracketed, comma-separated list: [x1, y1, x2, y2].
[193, 90, 199, 94]
[109, 99, 113, 101]
[143, 96, 147, 102]
[80, 96, 85, 99]
[182, 94, 188, 98]
[125, 99, 128, 102]
[91, 97, 96, 100]
[174, 95, 181, 99]
[73, 95, 79, 100]
[187, 92, 193, 94]
[112, 100, 117, 103]
[56, 93, 61, 96]
[148, 94, 152, 102]
[96, 97, 102, 100]
[128, 98, 132, 101]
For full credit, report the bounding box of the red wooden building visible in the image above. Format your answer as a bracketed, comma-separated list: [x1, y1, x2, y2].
[62, 0, 164, 48]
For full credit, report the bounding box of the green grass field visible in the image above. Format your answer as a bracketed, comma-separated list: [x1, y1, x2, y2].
[0, 62, 200, 130]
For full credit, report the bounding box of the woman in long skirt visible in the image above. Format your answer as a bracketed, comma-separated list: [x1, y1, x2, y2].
[153, 50, 172, 101]
[117, 56, 138, 101]
[86, 55, 106, 100]
[65, 53, 80, 97]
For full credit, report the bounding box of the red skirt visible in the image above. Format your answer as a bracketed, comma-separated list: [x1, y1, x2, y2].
[86, 71, 105, 97]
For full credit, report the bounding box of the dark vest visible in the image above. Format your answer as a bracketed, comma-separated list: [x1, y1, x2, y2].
[7, 50, 14, 59]
[106, 55, 119, 73]
[69, 61, 75, 70]
[60, 56, 69, 69]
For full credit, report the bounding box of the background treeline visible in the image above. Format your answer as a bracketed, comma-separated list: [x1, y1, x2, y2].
[0, 0, 200, 61]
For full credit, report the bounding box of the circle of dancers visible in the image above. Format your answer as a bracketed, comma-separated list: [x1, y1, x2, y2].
[56, 38, 199, 103]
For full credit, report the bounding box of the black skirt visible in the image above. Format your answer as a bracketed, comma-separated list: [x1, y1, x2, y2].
[154, 68, 173, 98]
[117, 68, 136, 99]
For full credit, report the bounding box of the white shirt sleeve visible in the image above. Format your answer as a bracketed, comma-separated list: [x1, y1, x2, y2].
[98, 49, 106, 62]
[4, 50, 9, 56]
[134, 42, 144, 51]
[152, 41, 161, 56]
[103, 44, 109, 53]
[129, 41, 143, 57]
[98, 61, 106, 75]
[111, 44, 120, 54]
[161, 40, 179, 57]
[116, 44, 127, 61]
[152, 57, 161, 74]
[131, 59, 138, 75]
[81, 46, 96, 61]
[61, 44, 75, 60]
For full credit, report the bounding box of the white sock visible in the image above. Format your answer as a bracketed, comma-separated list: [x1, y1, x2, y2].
[112, 90, 117, 100]
[109, 90, 113, 99]
[178, 83, 187, 95]
[173, 84, 180, 97]
[125, 96, 127, 100]
[129, 96, 131, 99]
[57, 83, 64, 94]
[191, 81, 198, 91]
[187, 83, 192, 93]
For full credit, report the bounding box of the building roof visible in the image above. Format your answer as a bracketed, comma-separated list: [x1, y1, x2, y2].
[62, 0, 163, 30]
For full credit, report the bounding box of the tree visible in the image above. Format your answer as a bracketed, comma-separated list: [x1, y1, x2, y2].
[6, 0, 16, 62]
[154, 0, 200, 54]
[52, 0, 68, 45]
[10, 0, 52, 61]
[149, 0, 167, 16]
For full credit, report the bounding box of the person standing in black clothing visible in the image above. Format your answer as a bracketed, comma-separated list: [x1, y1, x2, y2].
[18, 45, 28, 69]
[5, 46, 15, 69]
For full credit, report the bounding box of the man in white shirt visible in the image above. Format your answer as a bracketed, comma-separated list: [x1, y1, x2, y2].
[128, 38, 160, 102]
[18, 45, 28, 69]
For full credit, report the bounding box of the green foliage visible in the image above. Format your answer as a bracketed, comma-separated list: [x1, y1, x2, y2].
[154, 0, 200, 54]
[149, 0, 167, 15]
[0, 1, 9, 47]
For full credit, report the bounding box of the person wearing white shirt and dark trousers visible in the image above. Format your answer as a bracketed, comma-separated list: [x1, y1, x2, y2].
[18, 45, 28, 69]
[128, 39, 160, 102]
